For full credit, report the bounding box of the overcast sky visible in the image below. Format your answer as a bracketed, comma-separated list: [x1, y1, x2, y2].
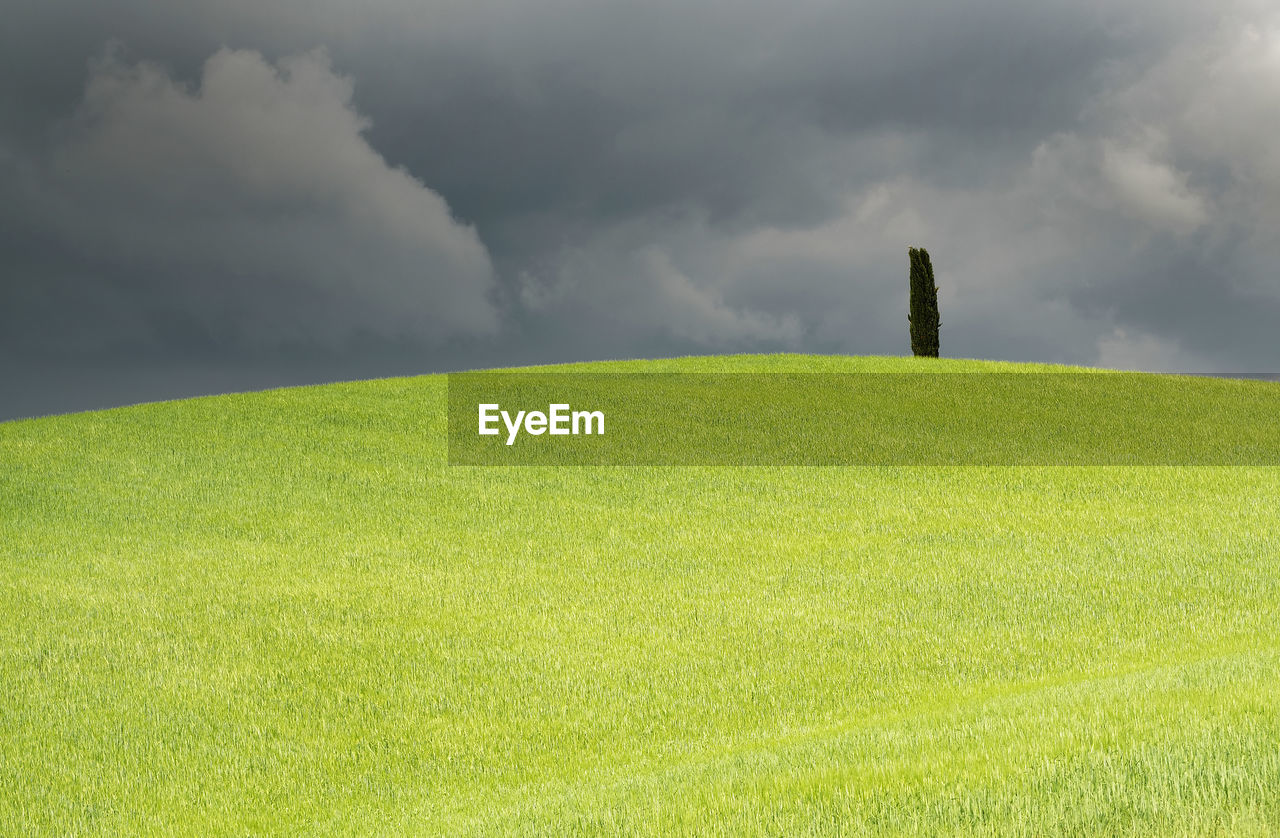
[3, 0, 1279, 419]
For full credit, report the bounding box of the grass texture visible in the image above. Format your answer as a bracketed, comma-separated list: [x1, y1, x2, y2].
[2, 353, 1278, 835]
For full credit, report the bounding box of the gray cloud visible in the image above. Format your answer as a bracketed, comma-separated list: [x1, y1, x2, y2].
[3, 45, 497, 358]
[4, 0, 1280, 418]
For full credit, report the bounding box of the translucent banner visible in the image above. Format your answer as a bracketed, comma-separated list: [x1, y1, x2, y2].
[446, 373, 1280, 465]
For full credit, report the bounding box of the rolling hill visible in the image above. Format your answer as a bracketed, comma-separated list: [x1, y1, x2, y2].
[2, 354, 1278, 835]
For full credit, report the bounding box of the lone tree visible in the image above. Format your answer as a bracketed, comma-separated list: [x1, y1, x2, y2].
[908, 247, 940, 357]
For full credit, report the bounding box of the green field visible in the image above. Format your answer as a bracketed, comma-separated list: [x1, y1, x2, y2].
[2, 354, 1279, 835]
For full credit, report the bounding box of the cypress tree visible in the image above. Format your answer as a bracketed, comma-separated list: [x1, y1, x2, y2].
[908, 247, 940, 357]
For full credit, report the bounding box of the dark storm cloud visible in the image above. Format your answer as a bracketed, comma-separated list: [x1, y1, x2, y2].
[2, 45, 497, 359]
[3, 0, 1280, 418]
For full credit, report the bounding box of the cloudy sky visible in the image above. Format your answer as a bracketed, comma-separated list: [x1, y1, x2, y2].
[3, 0, 1279, 419]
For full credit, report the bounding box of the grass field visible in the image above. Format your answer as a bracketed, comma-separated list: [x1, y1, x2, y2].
[2, 354, 1279, 835]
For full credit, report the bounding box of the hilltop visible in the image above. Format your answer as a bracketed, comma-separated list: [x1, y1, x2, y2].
[2, 355, 1277, 835]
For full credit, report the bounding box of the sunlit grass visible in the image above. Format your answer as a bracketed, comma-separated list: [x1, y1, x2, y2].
[2, 354, 1278, 835]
